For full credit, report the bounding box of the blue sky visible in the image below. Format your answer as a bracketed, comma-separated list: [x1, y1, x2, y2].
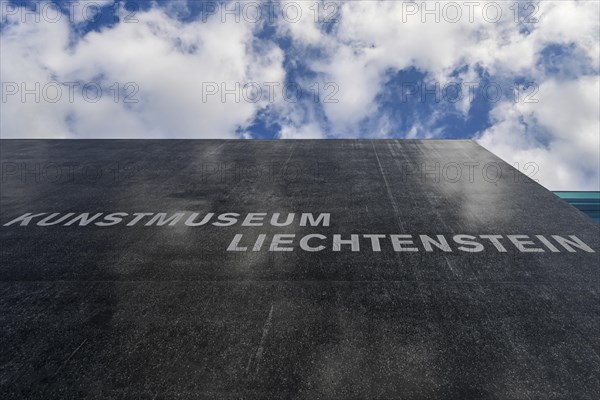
[1, 1, 599, 190]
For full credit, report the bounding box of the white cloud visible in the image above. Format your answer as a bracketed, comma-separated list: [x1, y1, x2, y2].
[277, 0, 520, 134]
[477, 76, 600, 190]
[276, 1, 597, 124]
[280, 122, 324, 139]
[1, 2, 285, 138]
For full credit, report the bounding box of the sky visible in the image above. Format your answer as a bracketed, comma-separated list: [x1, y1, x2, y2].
[0, 0, 599, 190]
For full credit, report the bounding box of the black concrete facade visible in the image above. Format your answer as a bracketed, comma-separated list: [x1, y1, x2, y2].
[0, 140, 598, 399]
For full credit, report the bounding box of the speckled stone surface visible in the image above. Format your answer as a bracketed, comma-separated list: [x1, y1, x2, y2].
[1, 140, 598, 399]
